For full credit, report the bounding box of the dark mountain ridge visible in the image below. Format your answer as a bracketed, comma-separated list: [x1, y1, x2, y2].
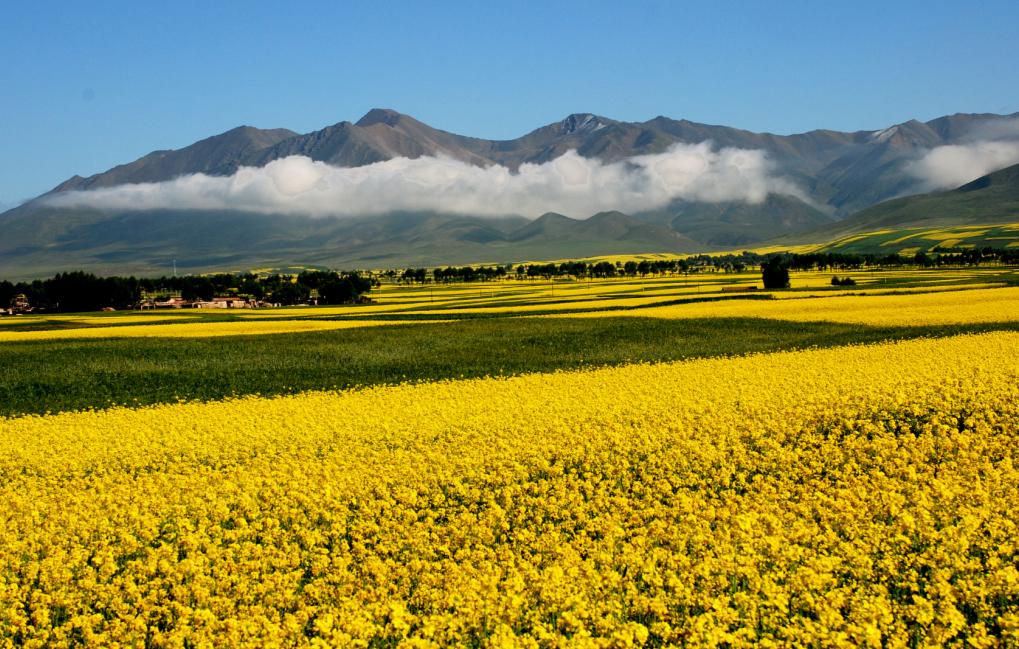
[53, 126, 298, 192]
[43, 108, 1019, 216]
[4, 108, 1019, 278]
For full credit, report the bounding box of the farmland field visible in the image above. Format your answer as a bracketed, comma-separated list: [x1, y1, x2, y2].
[3, 265, 1019, 646]
[820, 224, 1019, 256]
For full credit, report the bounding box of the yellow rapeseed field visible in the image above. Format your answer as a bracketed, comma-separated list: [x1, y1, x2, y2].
[408, 292, 731, 316]
[561, 286, 1019, 327]
[0, 315, 200, 327]
[767, 282, 1008, 300]
[0, 318, 432, 342]
[2, 332, 1018, 646]
[57, 315, 203, 326]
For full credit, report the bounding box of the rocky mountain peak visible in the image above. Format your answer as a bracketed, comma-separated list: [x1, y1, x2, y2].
[356, 108, 405, 128]
[559, 113, 609, 135]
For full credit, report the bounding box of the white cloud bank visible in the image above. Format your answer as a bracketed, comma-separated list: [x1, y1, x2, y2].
[907, 118, 1019, 190]
[907, 140, 1019, 190]
[44, 143, 807, 219]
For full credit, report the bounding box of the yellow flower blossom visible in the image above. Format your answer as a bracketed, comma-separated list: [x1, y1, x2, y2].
[1, 333, 1018, 645]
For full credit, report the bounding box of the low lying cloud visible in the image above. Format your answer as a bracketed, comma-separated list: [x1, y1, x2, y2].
[907, 125, 1019, 191]
[44, 143, 806, 219]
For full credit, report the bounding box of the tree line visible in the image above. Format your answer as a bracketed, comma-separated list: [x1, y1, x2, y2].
[5, 245, 1018, 312]
[1, 270, 374, 313]
[784, 247, 1019, 271]
[391, 259, 696, 284]
[384, 247, 1019, 285]
[759, 247, 1019, 289]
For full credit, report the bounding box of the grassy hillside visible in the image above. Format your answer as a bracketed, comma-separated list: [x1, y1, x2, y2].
[819, 223, 1019, 255]
[745, 162, 1019, 255]
[638, 194, 835, 247]
[0, 207, 705, 280]
[798, 162, 1019, 241]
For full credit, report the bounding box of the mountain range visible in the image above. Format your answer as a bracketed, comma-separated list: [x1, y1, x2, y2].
[2, 108, 1019, 278]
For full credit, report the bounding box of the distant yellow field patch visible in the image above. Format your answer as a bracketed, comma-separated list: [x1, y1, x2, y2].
[411, 292, 739, 316]
[787, 273, 878, 288]
[71, 315, 203, 326]
[769, 282, 1007, 299]
[557, 286, 1019, 327]
[882, 231, 924, 246]
[826, 231, 888, 247]
[235, 301, 447, 318]
[0, 318, 434, 342]
[714, 243, 821, 255]
[0, 318, 45, 326]
[924, 229, 990, 240]
[521, 252, 689, 265]
[0, 314, 201, 327]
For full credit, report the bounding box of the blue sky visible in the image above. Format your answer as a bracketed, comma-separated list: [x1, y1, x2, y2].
[2, 0, 1017, 206]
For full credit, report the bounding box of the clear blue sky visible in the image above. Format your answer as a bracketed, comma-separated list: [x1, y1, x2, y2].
[2, 0, 1017, 206]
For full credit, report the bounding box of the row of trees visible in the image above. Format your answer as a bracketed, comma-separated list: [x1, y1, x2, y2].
[1, 270, 374, 313]
[5, 244, 1018, 312]
[757, 246, 1019, 289]
[785, 247, 1019, 271]
[391, 259, 699, 284]
[386, 245, 1016, 286]
[387, 246, 1019, 286]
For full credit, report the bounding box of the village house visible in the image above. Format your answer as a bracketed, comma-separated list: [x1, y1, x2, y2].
[3, 294, 32, 315]
[138, 295, 190, 309]
[194, 296, 254, 309]
[137, 293, 268, 310]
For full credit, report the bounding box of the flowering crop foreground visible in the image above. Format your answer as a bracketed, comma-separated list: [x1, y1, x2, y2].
[2, 333, 1019, 647]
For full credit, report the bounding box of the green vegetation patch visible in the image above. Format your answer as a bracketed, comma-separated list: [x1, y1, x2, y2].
[821, 224, 1019, 255]
[3, 316, 1019, 418]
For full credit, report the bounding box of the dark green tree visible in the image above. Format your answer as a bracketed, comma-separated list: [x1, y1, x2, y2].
[761, 256, 790, 289]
